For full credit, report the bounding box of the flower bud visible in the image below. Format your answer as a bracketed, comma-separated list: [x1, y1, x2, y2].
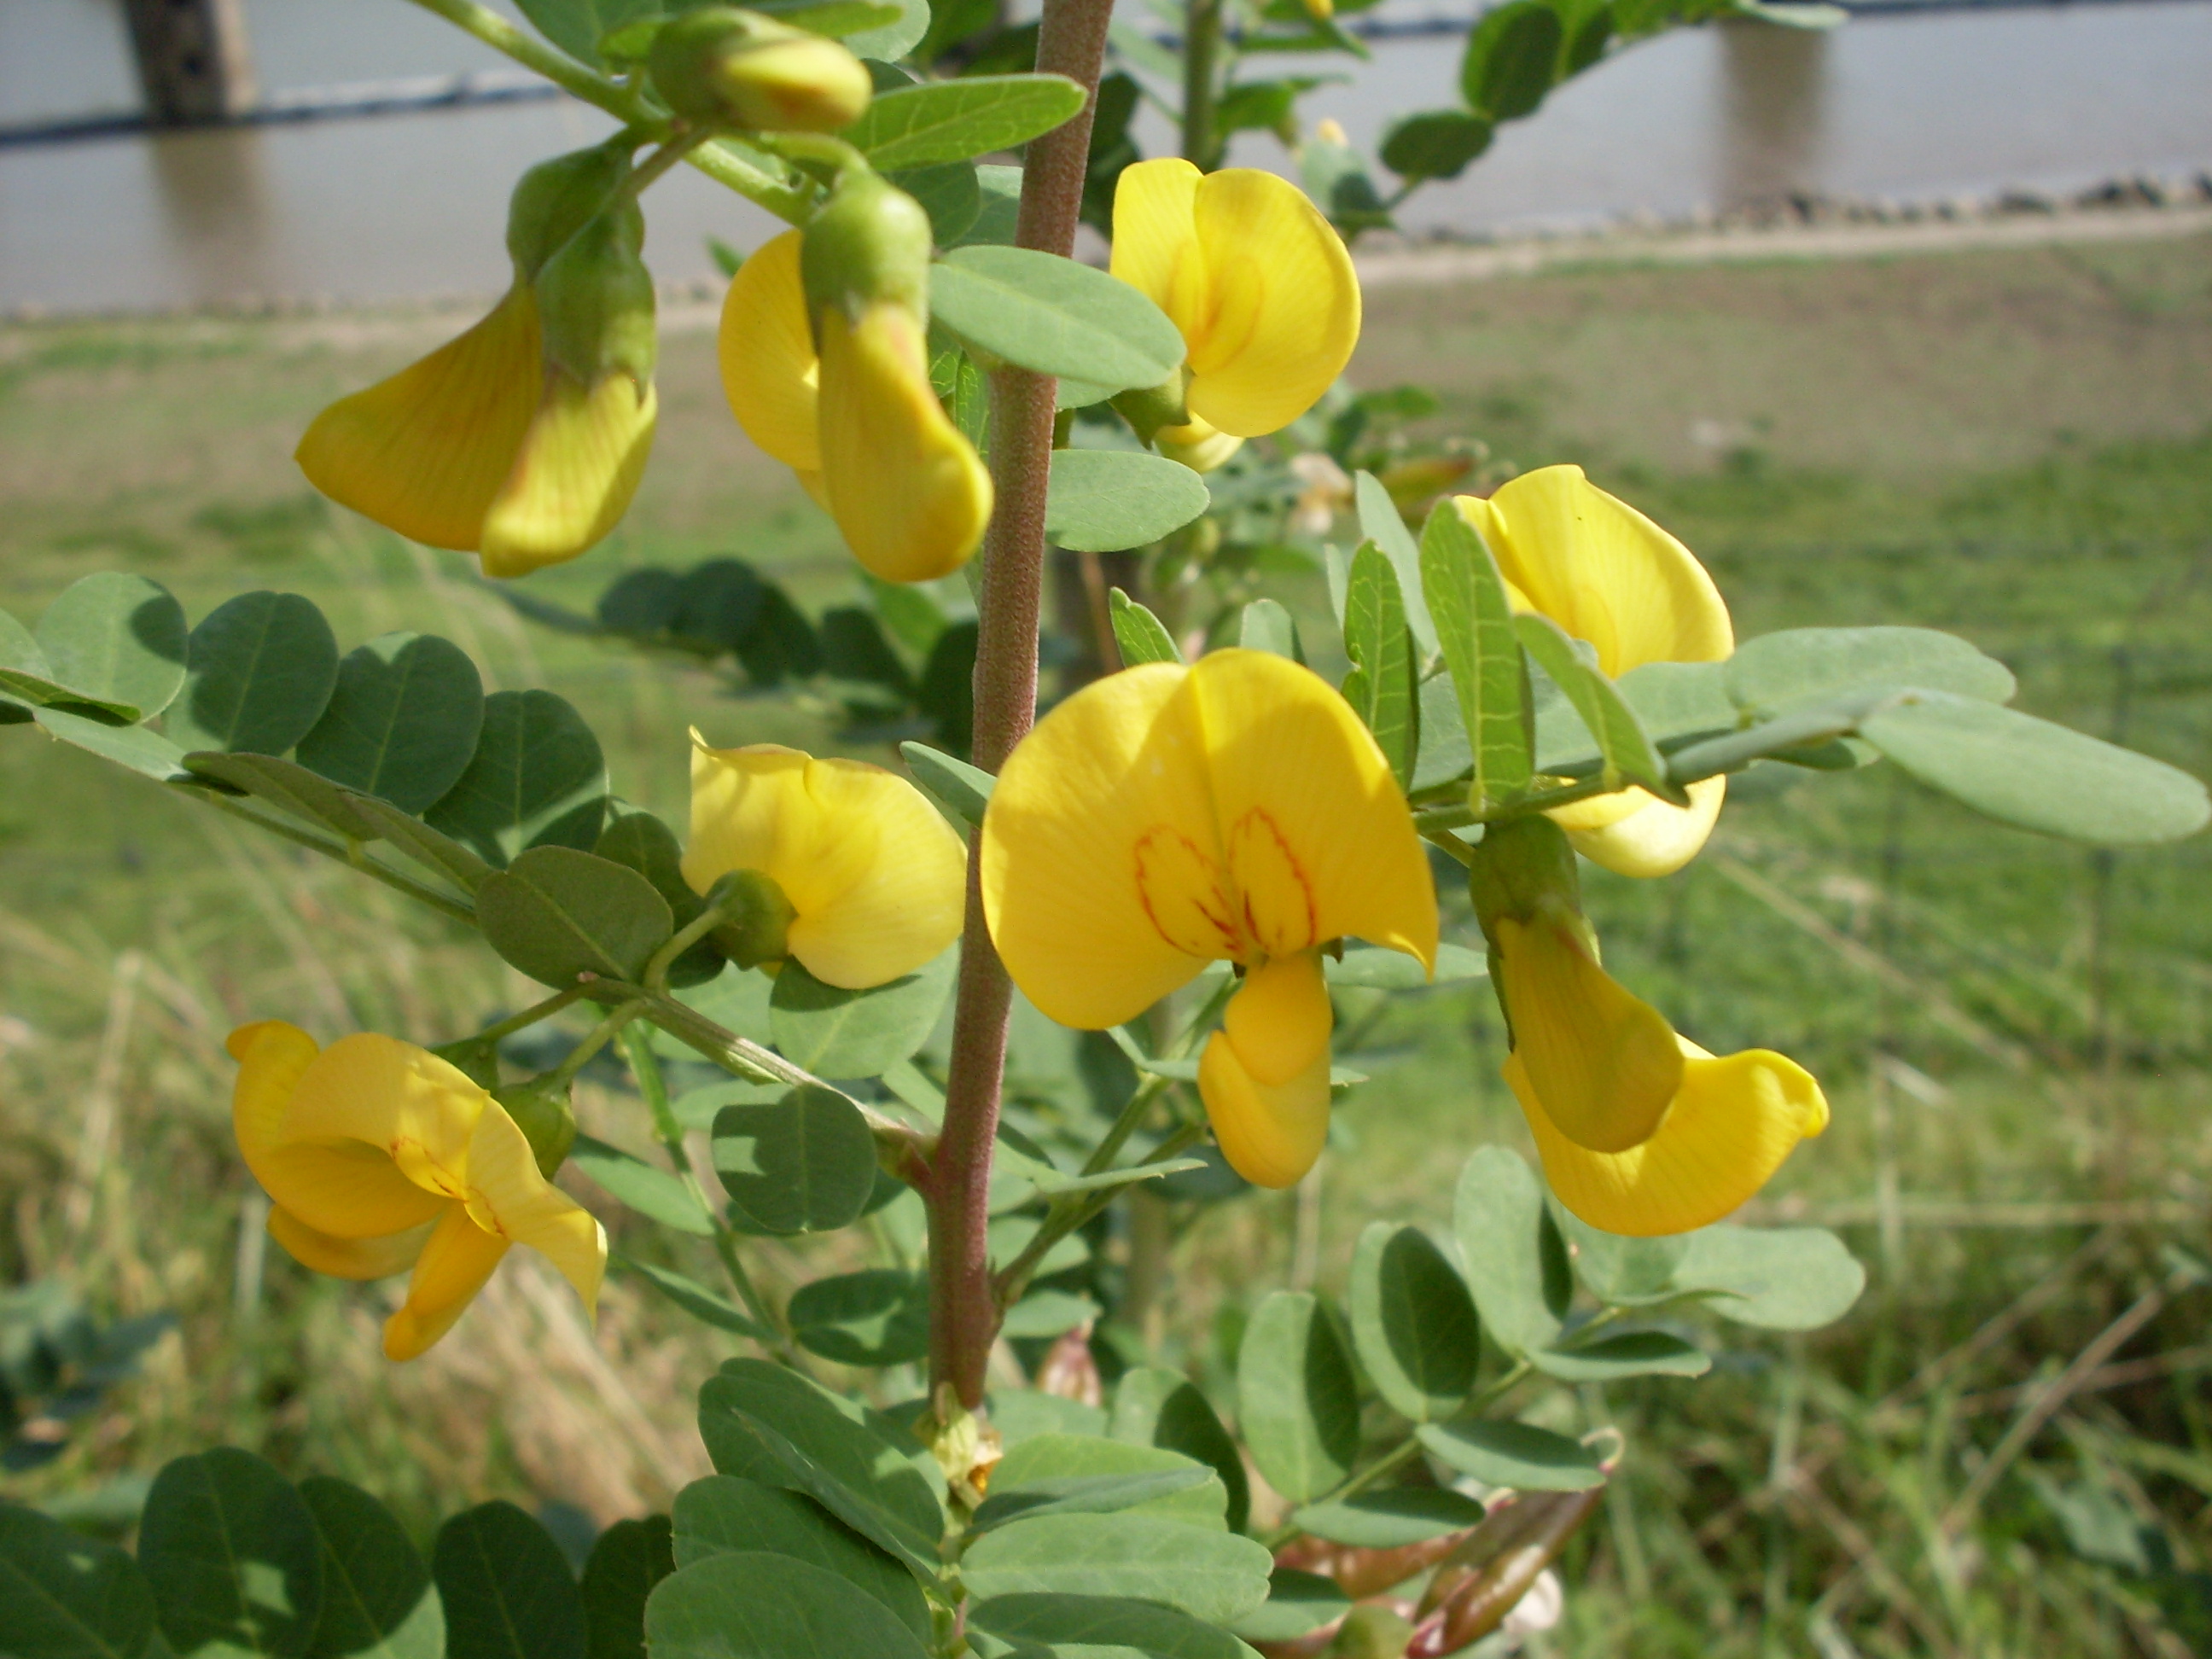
[506, 143, 632, 282]
[705, 868, 798, 970]
[650, 7, 872, 134]
[492, 1075, 579, 1179]
[801, 168, 934, 326]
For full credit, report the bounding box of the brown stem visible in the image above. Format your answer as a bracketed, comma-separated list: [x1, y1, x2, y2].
[925, 0, 1117, 1411]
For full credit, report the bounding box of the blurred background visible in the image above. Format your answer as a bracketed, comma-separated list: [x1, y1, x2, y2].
[3, 1, 2212, 1655]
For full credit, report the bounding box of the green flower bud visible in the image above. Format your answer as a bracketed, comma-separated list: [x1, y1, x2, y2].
[534, 200, 657, 387]
[506, 143, 633, 283]
[494, 1075, 578, 1179]
[801, 168, 933, 326]
[1328, 1606, 1417, 1659]
[706, 868, 799, 970]
[650, 7, 872, 134]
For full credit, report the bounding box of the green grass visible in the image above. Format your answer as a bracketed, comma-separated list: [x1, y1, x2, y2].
[4, 231, 2212, 1655]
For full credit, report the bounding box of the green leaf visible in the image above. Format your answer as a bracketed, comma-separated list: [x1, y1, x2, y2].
[1859, 690, 2210, 845]
[423, 690, 608, 869]
[669, 1476, 928, 1642]
[166, 591, 340, 756]
[969, 1593, 1263, 1658]
[1045, 450, 1210, 553]
[294, 633, 486, 812]
[899, 739, 993, 824]
[1238, 598, 1304, 663]
[35, 572, 189, 722]
[515, 0, 661, 61]
[594, 806, 720, 987]
[141, 1447, 324, 1659]
[1340, 542, 1420, 792]
[1412, 671, 1473, 792]
[888, 161, 982, 244]
[917, 617, 978, 754]
[1453, 1147, 1569, 1355]
[713, 1087, 880, 1235]
[847, 74, 1087, 168]
[843, 0, 931, 61]
[616, 1256, 770, 1339]
[300, 1476, 444, 1659]
[1669, 1225, 1866, 1330]
[1551, 1208, 1689, 1306]
[1379, 109, 1493, 180]
[1516, 613, 1682, 801]
[579, 1516, 672, 1659]
[987, 1436, 1225, 1532]
[1724, 626, 2016, 719]
[930, 246, 1185, 394]
[571, 1137, 713, 1235]
[789, 1270, 931, 1365]
[0, 1498, 160, 1659]
[1289, 1489, 1488, 1547]
[695, 1359, 947, 1576]
[765, 0, 903, 38]
[999, 1288, 1101, 1339]
[1228, 1569, 1349, 1644]
[38, 707, 193, 782]
[1108, 1369, 1251, 1534]
[960, 1514, 1273, 1623]
[770, 951, 956, 1080]
[1461, 0, 1563, 119]
[1236, 1291, 1359, 1505]
[1415, 1420, 1604, 1491]
[1109, 589, 1183, 668]
[952, 163, 1023, 248]
[1323, 941, 1486, 988]
[341, 794, 496, 895]
[433, 1504, 585, 1659]
[1354, 472, 1436, 655]
[474, 846, 672, 987]
[1423, 503, 1533, 810]
[1348, 1223, 1480, 1423]
[1529, 1331, 1710, 1382]
[643, 1554, 930, 1659]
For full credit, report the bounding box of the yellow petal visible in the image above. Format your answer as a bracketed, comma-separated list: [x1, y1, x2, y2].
[1199, 1027, 1332, 1189]
[1154, 417, 1244, 474]
[382, 1204, 509, 1360]
[1493, 911, 1682, 1153]
[1222, 949, 1332, 1087]
[1182, 169, 1360, 438]
[295, 288, 541, 553]
[259, 1034, 485, 1238]
[1186, 650, 1436, 970]
[460, 1102, 606, 1315]
[719, 229, 822, 473]
[479, 370, 658, 577]
[1511, 1037, 1829, 1237]
[684, 736, 969, 988]
[267, 1205, 434, 1282]
[229, 1019, 320, 1186]
[1565, 777, 1727, 878]
[1109, 158, 1207, 346]
[983, 662, 1217, 1028]
[817, 304, 992, 584]
[1456, 468, 1732, 678]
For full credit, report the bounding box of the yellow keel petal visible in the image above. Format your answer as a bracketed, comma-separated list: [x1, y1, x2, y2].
[719, 229, 823, 474]
[1565, 777, 1727, 878]
[480, 370, 658, 577]
[1200, 1027, 1332, 1190]
[382, 1204, 509, 1360]
[1222, 950, 1333, 1087]
[268, 1206, 433, 1282]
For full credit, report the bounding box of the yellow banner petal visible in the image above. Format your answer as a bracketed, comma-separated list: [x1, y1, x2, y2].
[1198, 1027, 1332, 1190]
[1511, 1039, 1829, 1237]
[381, 1204, 509, 1360]
[479, 370, 658, 577]
[782, 758, 968, 989]
[1493, 912, 1682, 1152]
[460, 1103, 606, 1316]
[983, 661, 1218, 1028]
[229, 1019, 320, 1185]
[719, 229, 823, 474]
[262, 1035, 485, 1237]
[817, 305, 992, 583]
[294, 287, 541, 553]
[1222, 949, 1333, 1087]
[267, 1205, 434, 1282]
[1109, 158, 1207, 344]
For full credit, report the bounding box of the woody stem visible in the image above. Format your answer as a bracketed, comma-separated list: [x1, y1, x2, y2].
[925, 0, 1118, 1413]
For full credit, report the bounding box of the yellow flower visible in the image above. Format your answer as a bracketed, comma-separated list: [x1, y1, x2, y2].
[296, 286, 657, 579]
[228, 1021, 606, 1361]
[718, 228, 992, 584]
[981, 649, 1437, 1188]
[682, 731, 968, 989]
[1492, 905, 1828, 1237]
[1457, 464, 1734, 876]
[1110, 159, 1360, 444]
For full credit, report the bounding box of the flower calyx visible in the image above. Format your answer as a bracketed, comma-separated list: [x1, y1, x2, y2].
[492, 1074, 579, 1178]
[701, 867, 799, 970]
[800, 167, 934, 332]
[649, 8, 873, 135]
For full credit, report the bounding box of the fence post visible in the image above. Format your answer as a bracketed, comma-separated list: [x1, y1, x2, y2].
[122, 0, 258, 125]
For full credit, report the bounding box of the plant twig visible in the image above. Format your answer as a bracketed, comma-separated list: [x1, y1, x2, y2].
[189, 788, 479, 924]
